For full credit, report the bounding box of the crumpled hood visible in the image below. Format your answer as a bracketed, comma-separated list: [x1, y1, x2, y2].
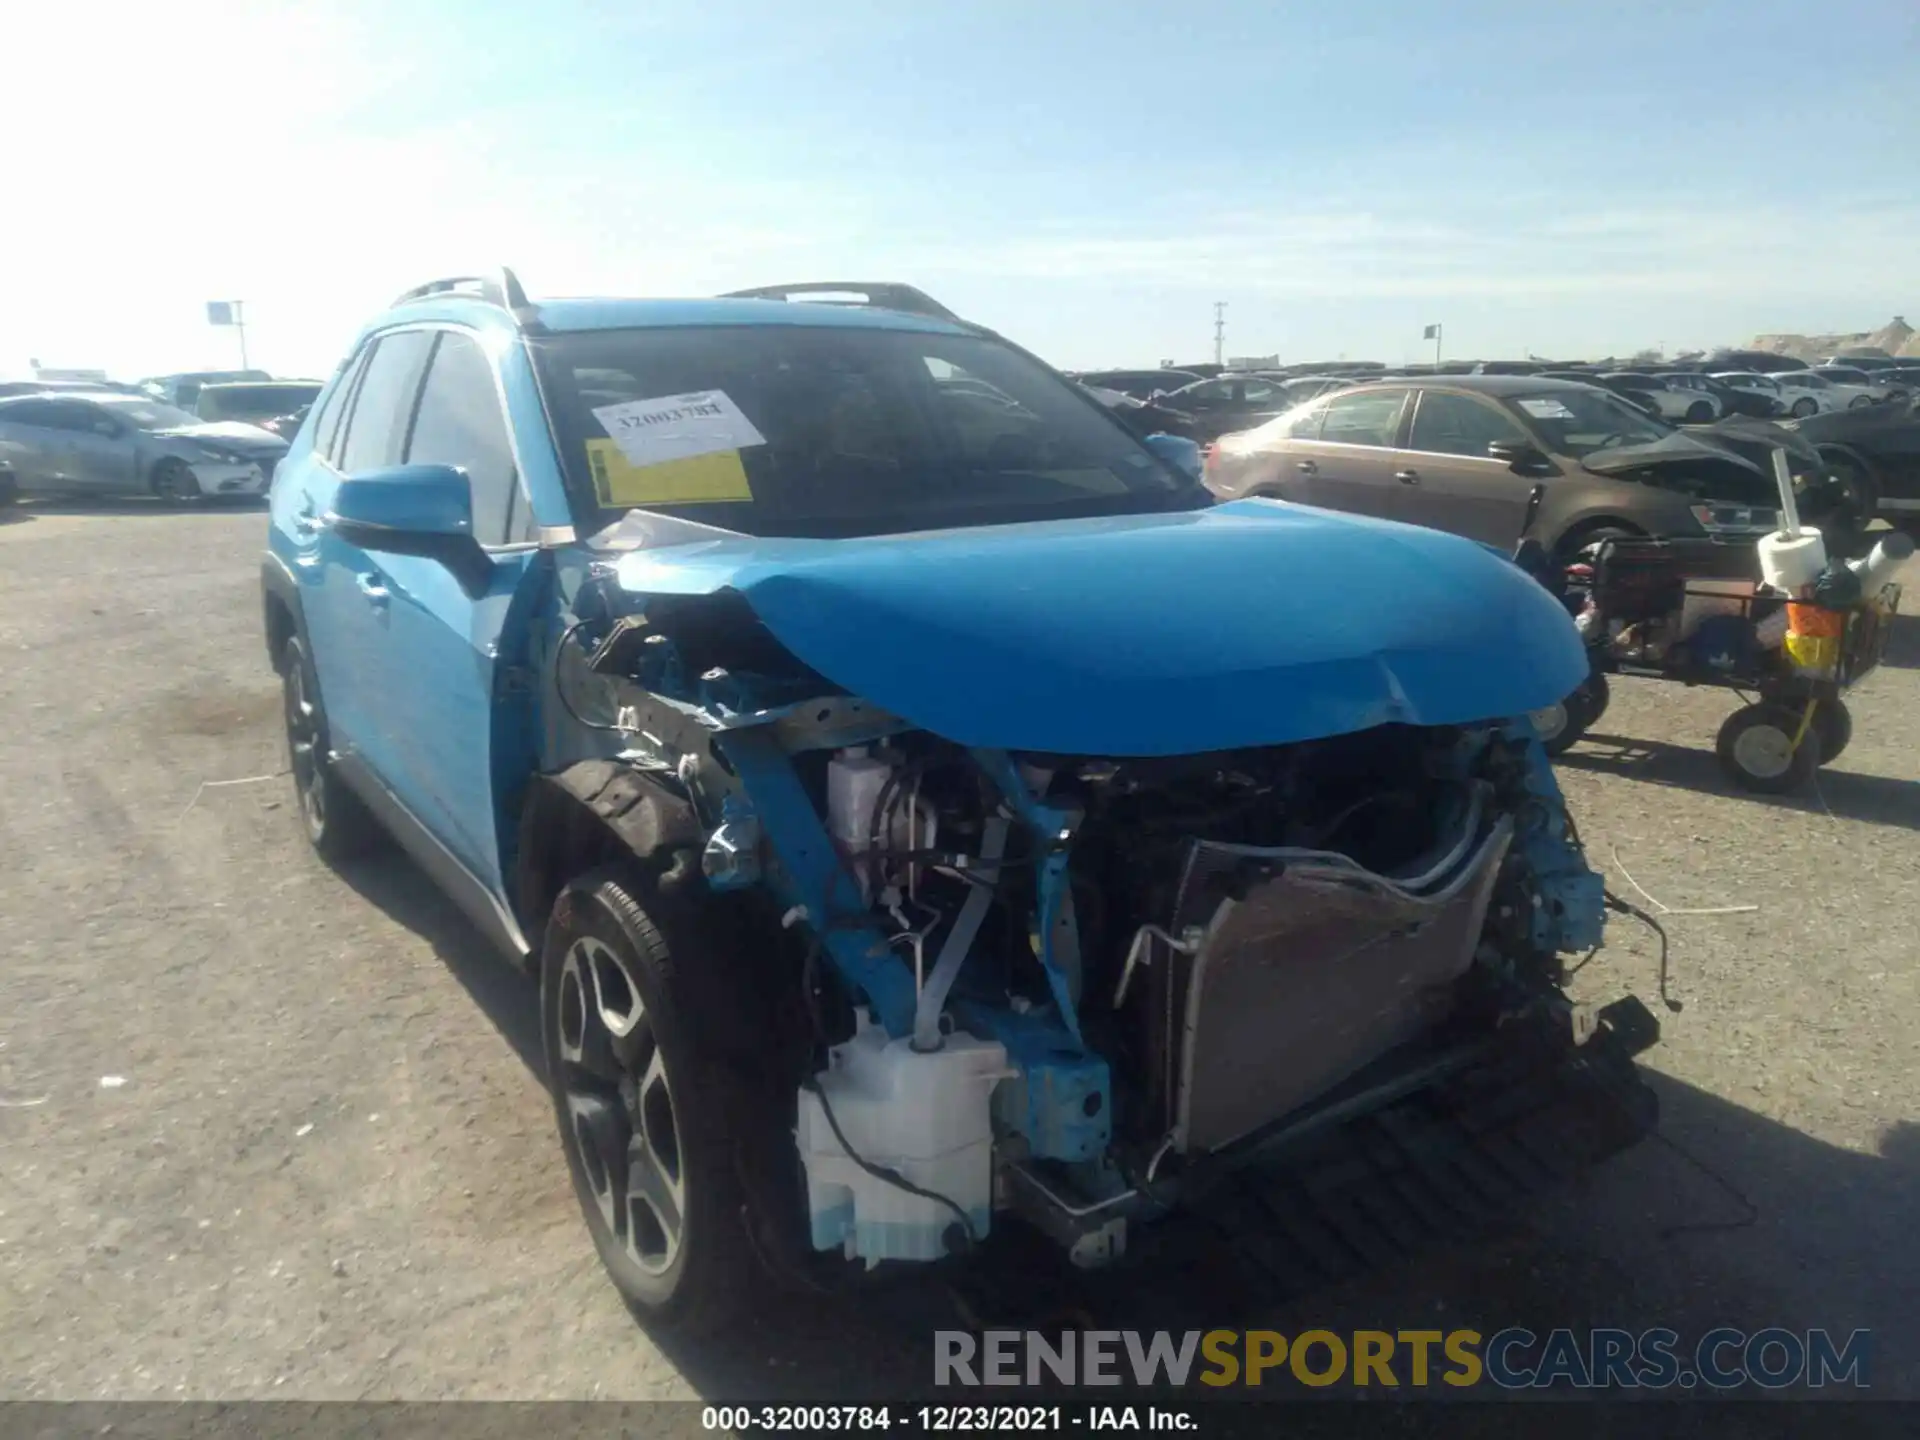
[1579, 430, 1767, 477]
[154, 420, 289, 454]
[611, 498, 1588, 755]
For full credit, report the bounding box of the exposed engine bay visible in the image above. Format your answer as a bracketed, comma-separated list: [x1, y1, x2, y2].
[568, 584, 1652, 1274]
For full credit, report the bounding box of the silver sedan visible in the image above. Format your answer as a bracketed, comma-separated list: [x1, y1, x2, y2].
[0, 392, 290, 503]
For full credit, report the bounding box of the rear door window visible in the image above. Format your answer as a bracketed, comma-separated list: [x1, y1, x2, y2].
[336, 331, 435, 473]
[1318, 389, 1409, 448]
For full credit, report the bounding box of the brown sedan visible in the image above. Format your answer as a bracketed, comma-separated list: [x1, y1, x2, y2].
[1202, 375, 1785, 557]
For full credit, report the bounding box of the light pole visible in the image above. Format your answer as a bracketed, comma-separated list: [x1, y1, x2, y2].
[1213, 301, 1227, 368]
[207, 300, 249, 369]
[1423, 322, 1442, 368]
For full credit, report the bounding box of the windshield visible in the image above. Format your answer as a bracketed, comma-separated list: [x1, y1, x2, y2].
[1504, 388, 1671, 457]
[197, 383, 322, 420]
[97, 396, 202, 430]
[531, 326, 1199, 539]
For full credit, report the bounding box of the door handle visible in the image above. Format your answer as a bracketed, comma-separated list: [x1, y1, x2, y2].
[355, 572, 390, 605]
[1394, 469, 1421, 484]
[1294, 460, 1318, 474]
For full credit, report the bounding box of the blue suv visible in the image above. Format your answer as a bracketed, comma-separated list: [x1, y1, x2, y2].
[264, 273, 1660, 1334]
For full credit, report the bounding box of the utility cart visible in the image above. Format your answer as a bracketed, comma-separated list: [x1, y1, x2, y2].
[1532, 534, 1903, 793]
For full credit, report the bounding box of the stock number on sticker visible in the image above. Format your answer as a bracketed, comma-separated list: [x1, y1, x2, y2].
[701, 1406, 894, 1432]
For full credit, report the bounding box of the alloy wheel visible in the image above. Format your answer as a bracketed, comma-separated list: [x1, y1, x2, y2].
[283, 660, 326, 837]
[555, 936, 684, 1277]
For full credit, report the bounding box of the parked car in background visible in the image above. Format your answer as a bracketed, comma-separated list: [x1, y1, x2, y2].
[1713, 370, 1845, 419]
[1659, 370, 1781, 419]
[0, 379, 144, 398]
[1070, 368, 1203, 399]
[1203, 376, 1810, 557]
[0, 392, 288, 502]
[1556, 372, 1663, 419]
[1596, 373, 1718, 423]
[1789, 395, 1920, 536]
[1076, 383, 1203, 467]
[140, 369, 273, 409]
[1814, 365, 1908, 401]
[1700, 349, 1809, 374]
[196, 380, 325, 428]
[1159, 373, 1300, 440]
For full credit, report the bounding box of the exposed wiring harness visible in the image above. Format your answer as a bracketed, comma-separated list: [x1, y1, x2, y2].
[1602, 889, 1682, 1013]
[553, 618, 628, 734]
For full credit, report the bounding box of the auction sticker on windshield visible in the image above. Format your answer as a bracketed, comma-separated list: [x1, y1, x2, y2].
[592, 389, 766, 466]
[1518, 398, 1576, 420]
[586, 440, 754, 505]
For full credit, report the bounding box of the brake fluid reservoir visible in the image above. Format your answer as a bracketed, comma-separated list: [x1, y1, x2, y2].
[827, 748, 893, 897]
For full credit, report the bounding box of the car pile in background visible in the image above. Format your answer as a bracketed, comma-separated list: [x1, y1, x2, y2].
[0, 367, 319, 506]
[1068, 348, 1920, 546]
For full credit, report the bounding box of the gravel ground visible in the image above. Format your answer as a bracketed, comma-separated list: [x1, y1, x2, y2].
[1, 500, 1915, 1404]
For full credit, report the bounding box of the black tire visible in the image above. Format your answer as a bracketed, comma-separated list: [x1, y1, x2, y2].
[1790, 398, 1818, 419]
[151, 457, 201, 505]
[1715, 702, 1822, 794]
[1810, 696, 1853, 765]
[541, 865, 774, 1336]
[1812, 448, 1881, 551]
[1848, 395, 1874, 409]
[279, 634, 383, 862]
[1684, 401, 1714, 424]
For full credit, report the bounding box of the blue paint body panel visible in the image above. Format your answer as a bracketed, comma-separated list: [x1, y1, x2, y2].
[612, 498, 1590, 757]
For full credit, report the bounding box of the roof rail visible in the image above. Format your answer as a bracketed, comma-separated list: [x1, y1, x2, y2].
[718, 281, 960, 322]
[391, 268, 534, 316]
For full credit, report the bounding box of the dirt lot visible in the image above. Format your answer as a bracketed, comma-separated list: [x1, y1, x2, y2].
[2, 500, 1916, 1403]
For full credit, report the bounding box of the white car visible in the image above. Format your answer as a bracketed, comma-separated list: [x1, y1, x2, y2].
[1597, 373, 1719, 423]
[1816, 365, 1909, 402]
[1650, 372, 1730, 421]
[1711, 370, 1876, 418]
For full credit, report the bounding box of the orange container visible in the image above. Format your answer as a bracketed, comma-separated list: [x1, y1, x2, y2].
[1785, 603, 1845, 640]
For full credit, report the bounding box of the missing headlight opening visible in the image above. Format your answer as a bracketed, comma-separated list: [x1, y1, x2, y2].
[576, 597, 1657, 1279]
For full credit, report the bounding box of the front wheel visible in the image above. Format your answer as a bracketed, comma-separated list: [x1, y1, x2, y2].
[543, 866, 770, 1336]
[1790, 398, 1818, 419]
[1716, 701, 1821, 794]
[151, 458, 201, 505]
[280, 634, 383, 861]
[1849, 395, 1874, 409]
[1684, 401, 1714, 424]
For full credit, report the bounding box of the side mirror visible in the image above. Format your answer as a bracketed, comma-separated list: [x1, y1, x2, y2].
[327, 463, 489, 588]
[1143, 431, 1203, 482]
[1487, 440, 1554, 476]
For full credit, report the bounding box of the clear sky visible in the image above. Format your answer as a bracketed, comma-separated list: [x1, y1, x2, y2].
[7, 0, 1916, 380]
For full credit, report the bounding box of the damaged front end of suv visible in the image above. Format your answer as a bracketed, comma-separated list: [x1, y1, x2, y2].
[539, 497, 1662, 1308]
